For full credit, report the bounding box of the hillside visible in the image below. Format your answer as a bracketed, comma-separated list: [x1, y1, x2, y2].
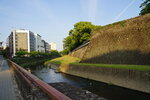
[80, 14, 150, 65]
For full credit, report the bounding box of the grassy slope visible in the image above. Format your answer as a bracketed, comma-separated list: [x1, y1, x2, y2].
[44, 55, 81, 64]
[45, 56, 150, 71]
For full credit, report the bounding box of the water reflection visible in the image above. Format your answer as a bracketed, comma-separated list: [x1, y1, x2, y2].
[33, 66, 150, 100]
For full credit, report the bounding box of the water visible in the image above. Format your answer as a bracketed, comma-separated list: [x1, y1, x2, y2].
[32, 66, 150, 100]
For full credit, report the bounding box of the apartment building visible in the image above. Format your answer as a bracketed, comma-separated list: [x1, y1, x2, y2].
[8, 29, 54, 56]
[8, 29, 36, 56]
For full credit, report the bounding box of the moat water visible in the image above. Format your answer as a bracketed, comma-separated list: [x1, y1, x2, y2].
[32, 66, 150, 100]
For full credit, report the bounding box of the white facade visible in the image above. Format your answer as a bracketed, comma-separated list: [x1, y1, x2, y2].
[50, 42, 56, 50]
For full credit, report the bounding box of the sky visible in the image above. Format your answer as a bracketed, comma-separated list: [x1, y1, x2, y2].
[0, 0, 143, 51]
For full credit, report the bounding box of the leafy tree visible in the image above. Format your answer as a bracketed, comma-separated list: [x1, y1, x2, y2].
[63, 21, 97, 52]
[60, 49, 69, 56]
[29, 51, 40, 58]
[140, 0, 150, 15]
[50, 50, 61, 57]
[16, 50, 28, 57]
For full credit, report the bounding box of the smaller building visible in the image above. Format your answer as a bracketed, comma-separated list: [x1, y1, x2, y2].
[0, 42, 7, 50]
[49, 42, 56, 51]
[0, 42, 3, 48]
[45, 42, 50, 53]
[41, 40, 45, 52]
[0, 42, 3, 50]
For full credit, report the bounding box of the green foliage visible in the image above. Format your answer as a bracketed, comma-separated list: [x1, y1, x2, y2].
[50, 50, 61, 57]
[140, 0, 150, 15]
[94, 20, 126, 31]
[29, 51, 39, 57]
[15, 49, 60, 59]
[15, 50, 28, 57]
[63, 21, 98, 52]
[12, 50, 61, 69]
[72, 63, 150, 71]
[44, 55, 81, 65]
[11, 57, 50, 69]
[60, 49, 69, 55]
[1, 47, 10, 58]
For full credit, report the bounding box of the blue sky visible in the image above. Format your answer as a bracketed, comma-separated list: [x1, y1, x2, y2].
[0, 0, 143, 51]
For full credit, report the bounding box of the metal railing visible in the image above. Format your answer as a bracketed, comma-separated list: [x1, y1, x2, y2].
[8, 60, 72, 100]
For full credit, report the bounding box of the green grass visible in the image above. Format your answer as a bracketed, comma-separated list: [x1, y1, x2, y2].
[45, 55, 150, 71]
[72, 63, 150, 71]
[94, 20, 126, 31]
[44, 55, 81, 65]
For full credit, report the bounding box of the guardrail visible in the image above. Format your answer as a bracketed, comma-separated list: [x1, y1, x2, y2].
[8, 60, 72, 100]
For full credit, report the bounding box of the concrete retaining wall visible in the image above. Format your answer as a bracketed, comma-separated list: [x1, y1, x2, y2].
[59, 64, 150, 94]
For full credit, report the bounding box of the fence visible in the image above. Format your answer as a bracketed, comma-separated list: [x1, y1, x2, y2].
[8, 60, 72, 100]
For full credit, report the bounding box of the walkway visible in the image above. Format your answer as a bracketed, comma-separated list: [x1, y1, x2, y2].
[0, 55, 22, 100]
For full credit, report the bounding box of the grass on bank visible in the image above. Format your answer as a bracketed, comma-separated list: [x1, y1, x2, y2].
[45, 56, 150, 71]
[73, 63, 150, 71]
[44, 55, 81, 65]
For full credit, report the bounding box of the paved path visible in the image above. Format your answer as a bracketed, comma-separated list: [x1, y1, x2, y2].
[0, 55, 22, 100]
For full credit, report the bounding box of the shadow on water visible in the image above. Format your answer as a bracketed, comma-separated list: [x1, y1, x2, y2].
[32, 66, 150, 100]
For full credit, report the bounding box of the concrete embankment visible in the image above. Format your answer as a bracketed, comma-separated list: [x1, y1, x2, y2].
[50, 63, 150, 94]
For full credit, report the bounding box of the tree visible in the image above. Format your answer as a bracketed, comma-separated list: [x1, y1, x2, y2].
[140, 0, 150, 15]
[16, 50, 28, 57]
[63, 21, 97, 52]
[60, 49, 69, 56]
[50, 50, 61, 57]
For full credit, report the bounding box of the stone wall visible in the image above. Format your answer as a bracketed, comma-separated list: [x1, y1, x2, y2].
[70, 44, 88, 59]
[59, 64, 150, 94]
[81, 14, 150, 65]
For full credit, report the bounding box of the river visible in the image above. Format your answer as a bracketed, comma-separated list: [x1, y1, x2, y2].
[32, 66, 150, 100]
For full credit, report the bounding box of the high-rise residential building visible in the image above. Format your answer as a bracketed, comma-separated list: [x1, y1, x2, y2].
[49, 42, 56, 51]
[7, 29, 51, 57]
[8, 29, 36, 56]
